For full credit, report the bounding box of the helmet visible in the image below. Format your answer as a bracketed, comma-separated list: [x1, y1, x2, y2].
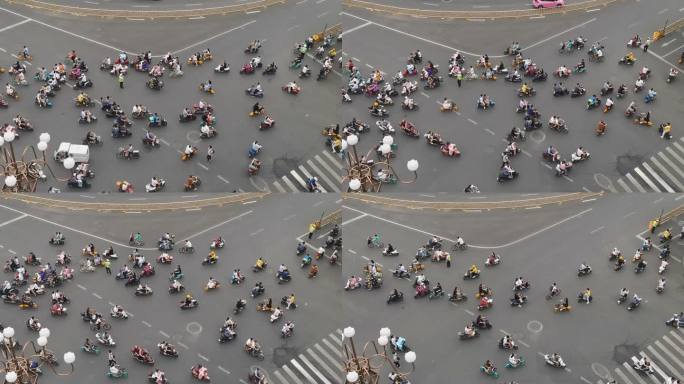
[185, 294, 191, 300]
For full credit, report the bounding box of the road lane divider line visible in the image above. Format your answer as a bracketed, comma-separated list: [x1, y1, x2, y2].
[92, 293, 102, 299]
[159, 331, 170, 338]
[0, 19, 31, 33]
[198, 353, 209, 362]
[0, 214, 27, 227]
[141, 321, 152, 327]
[177, 342, 189, 349]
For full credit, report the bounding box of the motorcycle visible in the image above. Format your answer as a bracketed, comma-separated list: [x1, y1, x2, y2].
[627, 299, 641, 311]
[145, 179, 166, 192]
[458, 330, 479, 340]
[544, 354, 566, 368]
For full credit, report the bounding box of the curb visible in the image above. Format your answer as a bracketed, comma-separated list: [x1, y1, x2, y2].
[343, 192, 603, 211]
[3, 0, 286, 19]
[342, 0, 616, 20]
[1, 192, 269, 212]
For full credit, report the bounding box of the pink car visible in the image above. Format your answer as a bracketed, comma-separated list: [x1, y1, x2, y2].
[532, 0, 565, 8]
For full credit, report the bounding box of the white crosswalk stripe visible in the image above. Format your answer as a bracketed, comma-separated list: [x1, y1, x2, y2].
[271, 329, 343, 384]
[273, 151, 344, 193]
[613, 138, 684, 192]
[606, 328, 684, 384]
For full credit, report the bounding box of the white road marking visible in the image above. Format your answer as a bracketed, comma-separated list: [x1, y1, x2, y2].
[0, 214, 27, 227]
[159, 330, 169, 338]
[484, 128, 495, 135]
[159, 138, 170, 146]
[664, 43, 684, 58]
[250, 228, 264, 236]
[340, 21, 372, 37]
[647, 50, 683, 71]
[77, 284, 87, 290]
[177, 342, 189, 349]
[92, 293, 102, 299]
[422, 2, 439, 6]
[83, 1, 99, 4]
[126, 18, 145, 21]
[0, 19, 31, 33]
[661, 38, 677, 47]
[170, 20, 257, 55]
[79, 195, 95, 199]
[185, 208, 201, 211]
[218, 366, 230, 375]
[296, 0, 308, 4]
[530, 15, 546, 19]
[341, 213, 367, 226]
[185, 211, 253, 240]
[0, 6, 137, 54]
[464, 309, 474, 315]
[287, 24, 301, 31]
[245, 10, 261, 14]
[342, 205, 592, 249]
[189, 16, 205, 20]
[7, 249, 15, 254]
[317, 11, 329, 18]
[142, 320, 152, 327]
[658, 8, 669, 14]
[348, 249, 357, 254]
[467, 118, 478, 125]
[585, 8, 600, 12]
[197, 353, 209, 362]
[217, 175, 230, 184]
[365, 63, 374, 69]
[590, 226, 605, 235]
[198, 163, 209, 170]
[523, 18, 597, 51]
[0, 48, 5, 52]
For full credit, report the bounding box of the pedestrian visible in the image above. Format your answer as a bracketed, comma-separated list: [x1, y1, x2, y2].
[107, 350, 116, 366]
[446, 252, 451, 268]
[103, 258, 111, 275]
[117, 72, 124, 88]
[456, 72, 463, 88]
[643, 38, 651, 53]
[649, 218, 660, 233]
[308, 222, 317, 239]
[206, 145, 215, 162]
[392, 351, 400, 367]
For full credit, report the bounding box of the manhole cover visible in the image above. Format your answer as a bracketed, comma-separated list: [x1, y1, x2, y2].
[613, 343, 640, 363]
[616, 154, 643, 176]
[273, 157, 302, 178]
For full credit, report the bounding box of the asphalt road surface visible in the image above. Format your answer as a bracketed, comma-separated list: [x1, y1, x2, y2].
[0, 1, 343, 193]
[341, 194, 684, 383]
[25, 0, 261, 10]
[340, 0, 684, 193]
[0, 193, 343, 384]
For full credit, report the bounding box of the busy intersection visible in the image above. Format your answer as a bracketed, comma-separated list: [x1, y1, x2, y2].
[341, 193, 684, 383]
[0, 193, 343, 383]
[339, 0, 683, 193]
[0, 0, 342, 193]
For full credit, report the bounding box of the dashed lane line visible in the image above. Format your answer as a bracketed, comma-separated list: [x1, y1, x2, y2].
[198, 353, 210, 362]
[142, 320, 152, 327]
[0, 214, 28, 227]
[92, 292, 102, 299]
[218, 366, 231, 375]
[177, 342, 189, 350]
[159, 330, 170, 338]
[0, 19, 31, 33]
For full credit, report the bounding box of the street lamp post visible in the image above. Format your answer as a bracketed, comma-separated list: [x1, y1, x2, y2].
[0, 131, 54, 192]
[343, 326, 415, 384]
[342, 134, 419, 192]
[0, 326, 75, 384]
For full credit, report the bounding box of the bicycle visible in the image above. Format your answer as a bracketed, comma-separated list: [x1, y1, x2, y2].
[451, 242, 468, 251]
[179, 246, 194, 254]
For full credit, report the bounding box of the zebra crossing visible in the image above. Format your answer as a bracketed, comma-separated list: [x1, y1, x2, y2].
[615, 137, 684, 193]
[271, 150, 345, 193]
[599, 328, 684, 384]
[271, 329, 344, 384]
